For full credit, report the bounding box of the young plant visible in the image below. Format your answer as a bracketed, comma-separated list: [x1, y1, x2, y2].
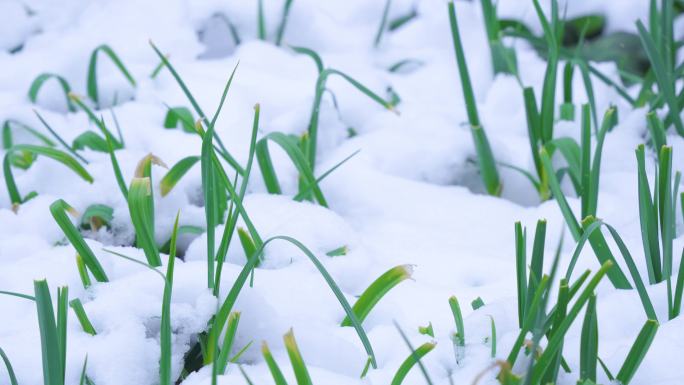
[50, 200, 109, 282]
[34, 280, 69, 385]
[28, 73, 75, 111]
[4, 144, 93, 207]
[69, 299, 96, 335]
[292, 46, 395, 172]
[205, 235, 376, 370]
[636, 144, 682, 318]
[448, 296, 465, 364]
[447, 1, 501, 196]
[340, 264, 413, 326]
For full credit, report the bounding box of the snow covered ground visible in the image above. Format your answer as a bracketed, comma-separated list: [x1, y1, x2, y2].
[0, 0, 683, 384]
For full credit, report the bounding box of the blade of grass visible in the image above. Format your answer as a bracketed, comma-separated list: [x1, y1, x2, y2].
[284, 329, 312, 385]
[34, 280, 64, 385]
[4, 144, 93, 206]
[28, 73, 75, 112]
[447, 1, 500, 195]
[275, 0, 294, 46]
[159, 156, 200, 197]
[615, 319, 659, 385]
[160, 212, 179, 385]
[341, 264, 413, 326]
[392, 323, 435, 385]
[87, 44, 136, 107]
[262, 342, 288, 385]
[128, 177, 161, 266]
[69, 299, 96, 335]
[50, 200, 109, 282]
[0, 347, 18, 385]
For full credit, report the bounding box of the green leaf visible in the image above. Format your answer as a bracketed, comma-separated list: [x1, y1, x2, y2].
[262, 342, 288, 385]
[50, 200, 109, 282]
[390, 341, 435, 385]
[0, 347, 18, 385]
[579, 294, 598, 381]
[34, 280, 66, 385]
[159, 156, 200, 197]
[163, 107, 195, 133]
[87, 44, 136, 107]
[28, 73, 75, 111]
[341, 264, 413, 326]
[616, 320, 659, 385]
[284, 330, 312, 385]
[448, 296, 465, 347]
[128, 177, 161, 266]
[160, 212, 179, 385]
[4, 144, 93, 206]
[69, 298, 96, 335]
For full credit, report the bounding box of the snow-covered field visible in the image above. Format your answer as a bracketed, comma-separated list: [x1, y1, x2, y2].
[1, 0, 683, 384]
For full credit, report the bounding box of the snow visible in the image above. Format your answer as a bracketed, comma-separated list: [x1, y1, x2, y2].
[0, 0, 682, 384]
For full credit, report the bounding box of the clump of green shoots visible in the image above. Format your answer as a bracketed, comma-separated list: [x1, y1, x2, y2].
[447, 1, 501, 196]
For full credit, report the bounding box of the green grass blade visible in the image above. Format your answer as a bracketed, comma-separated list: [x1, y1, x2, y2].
[4, 144, 93, 206]
[447, 2, 501, 195]
[636, 20, 684, 135]
[159, 156, 200, 197]
[514, 222, 527, 327]
[50, 200, 109, 282]
[262, 342, 288, 385]
[33, 110, 88, 164]
[87, 44, 136, 107]
[28, 73, 75, 111]
[0, 347, 18, 385]
[636, 144, 662, 283]
[69, 299, 96, 335]
[447, 1, 479, 126]
[163, 107, 195, 133]
[208, 235, 376, 368]
[257, 0, 267, 40]
[615, 319, 659, 385]
[448, 296, 465, 348]
[149, 42, 243, 174]
[34, 279, 64, 385]
[540, 147, 581, 240]
[216, 312, 241, 374]
[256, 132, 328, 206]
[580, 104, 591, 218]
[390, 341, 435, 385]
[646, 111, 667, 151]
[658, 146, 673, 278]
[579, 294, 598, 381]
[529, 261, 612, 384]
[373, 0, 392, 47]
[160, 212, 179, 385]
[341, 264, 413, 326]
[275, 0, 294, 46]
[587, 107, 615, 216]
[284, 330, 312, 385]
[128, 177, 161, 266]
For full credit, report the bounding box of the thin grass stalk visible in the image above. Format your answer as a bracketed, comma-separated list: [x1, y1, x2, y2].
[447, 1, 501, 195]
[50, 200, 109, 282]
[341, 265, 413, 326]
[160, 212, 179, 385]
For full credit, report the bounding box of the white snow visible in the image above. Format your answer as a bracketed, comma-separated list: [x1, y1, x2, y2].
[0, 0, 682, 384]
